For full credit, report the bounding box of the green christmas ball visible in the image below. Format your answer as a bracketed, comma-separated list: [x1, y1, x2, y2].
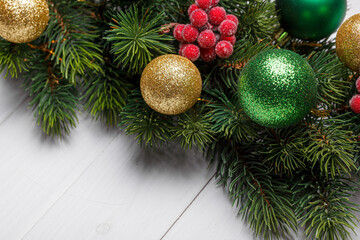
[276, 0, 347, 41]
[238, 49, 317, 128]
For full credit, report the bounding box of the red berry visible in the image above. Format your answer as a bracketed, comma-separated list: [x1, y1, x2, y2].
[221, 35, 236, 45]
[350, 94, 360, 114]
[197, 30, 216, 49]
[356, 76, 360, 93]
[183, 44, 200, 62]
[208, 7, 226, 26]
[215, 40, 233, 58]
[182, 24, 199, 42]
[226, 14, 239, 26]
[219, 20, 238, 37]
[188, 4, 199, 16]
[179, 43, 189, 56]
[211, 0, 220, 7]
[190, 9, 208, 27]
[200, 47, 216, 62]
[195, 0, 212, 10]
[173, 24, 185, 42]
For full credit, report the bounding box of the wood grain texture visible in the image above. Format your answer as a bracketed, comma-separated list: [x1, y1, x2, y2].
[20, 140, 214, 240]
[162, 178, 255, 240]
[0, 74, 27, 125]
[0, 107, 120, 240]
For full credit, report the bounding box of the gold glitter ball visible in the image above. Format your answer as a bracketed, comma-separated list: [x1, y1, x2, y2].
[0, 0, 49, 43]
[336, 13, 360, 72]
[140, 54, 202, 115]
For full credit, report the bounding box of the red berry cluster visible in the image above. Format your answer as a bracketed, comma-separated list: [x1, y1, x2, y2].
[173, 0, 239, 62]
[349, 77, 360, 114]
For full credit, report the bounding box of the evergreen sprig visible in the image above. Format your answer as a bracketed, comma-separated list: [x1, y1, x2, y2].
[120, 90, 173, 148]
[23, 56, 78, 137]
[82, 63, 133, 126]
[105, 4, 174, 74]
[171, 106, 215, 150]
[222, 37, 274, 65]
[205, 66, 240, 92]
[142, 0, 193, 22]
[44, 0, 104, 83]
[0, 39, 30, 78]
[220, 0, 279, 40]
[293, 170, 359, 240]
[207, 140, 298, 239]
[207, 89, 260, 142]
[305, 120, 357, 178]
[262, 127, 307, 175]
[307, 50, 353, 106]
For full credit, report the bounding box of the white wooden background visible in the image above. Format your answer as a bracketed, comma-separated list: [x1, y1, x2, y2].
[0, 2, 359, 240]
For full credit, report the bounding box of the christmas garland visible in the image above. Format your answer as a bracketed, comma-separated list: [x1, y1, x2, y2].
[0, 0, 360, 239]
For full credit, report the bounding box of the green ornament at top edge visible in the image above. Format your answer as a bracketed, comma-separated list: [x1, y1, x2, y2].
[276, 0, 347, 41]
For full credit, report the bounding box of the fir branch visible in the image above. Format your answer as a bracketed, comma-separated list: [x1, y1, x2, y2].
[0, 39, 30, 78]
[293, 170, 359, 240]
[220, 37, 275, 66]
[262, 127, 307, 175]
[145, 0, 193, 23]
[326, 112, 360, 171]
[82, 64, 133, 126]
[171, 106, 215, 150]
[288, 38, 338, 55]
[119, 90, 173, 148]
[307, 50, 353, 106]
[204, 66, 240, 92]
[305, 119, 357, 178]
[207, 89, 260, 142]
[205, 40, 273, 93]
[345, 113, 360, 140]
[43, 0, 104, 83]
[23, 56, 78, 137]
[105, 4, 174, 74]
[220, 0, 279, 40]
[207, 140, 298, 239]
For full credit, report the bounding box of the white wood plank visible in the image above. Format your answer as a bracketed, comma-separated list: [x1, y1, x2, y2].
[350, 192, 360, 240]
[0, 103, 120, 240]
[20, 138, 214, 240]
[0, 74, 27, 125]
[161, 180, 360, 240]
[161, 178, 255, 240]
[345, 1, 360, 23]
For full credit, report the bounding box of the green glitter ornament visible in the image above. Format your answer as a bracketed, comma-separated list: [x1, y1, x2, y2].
[276, 0, 347, 41]
[238, 49, 317, 128]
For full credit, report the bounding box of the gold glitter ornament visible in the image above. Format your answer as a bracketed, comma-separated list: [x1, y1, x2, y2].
[0, 0, 49, 43]
[140, 55, 202, 115]
[336, 14, 360, 72]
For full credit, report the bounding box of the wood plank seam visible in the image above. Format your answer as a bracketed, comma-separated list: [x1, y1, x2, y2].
[160, 172, 216, 240]
[0, 97, 28, 127]
[19, 132, 121, 240]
